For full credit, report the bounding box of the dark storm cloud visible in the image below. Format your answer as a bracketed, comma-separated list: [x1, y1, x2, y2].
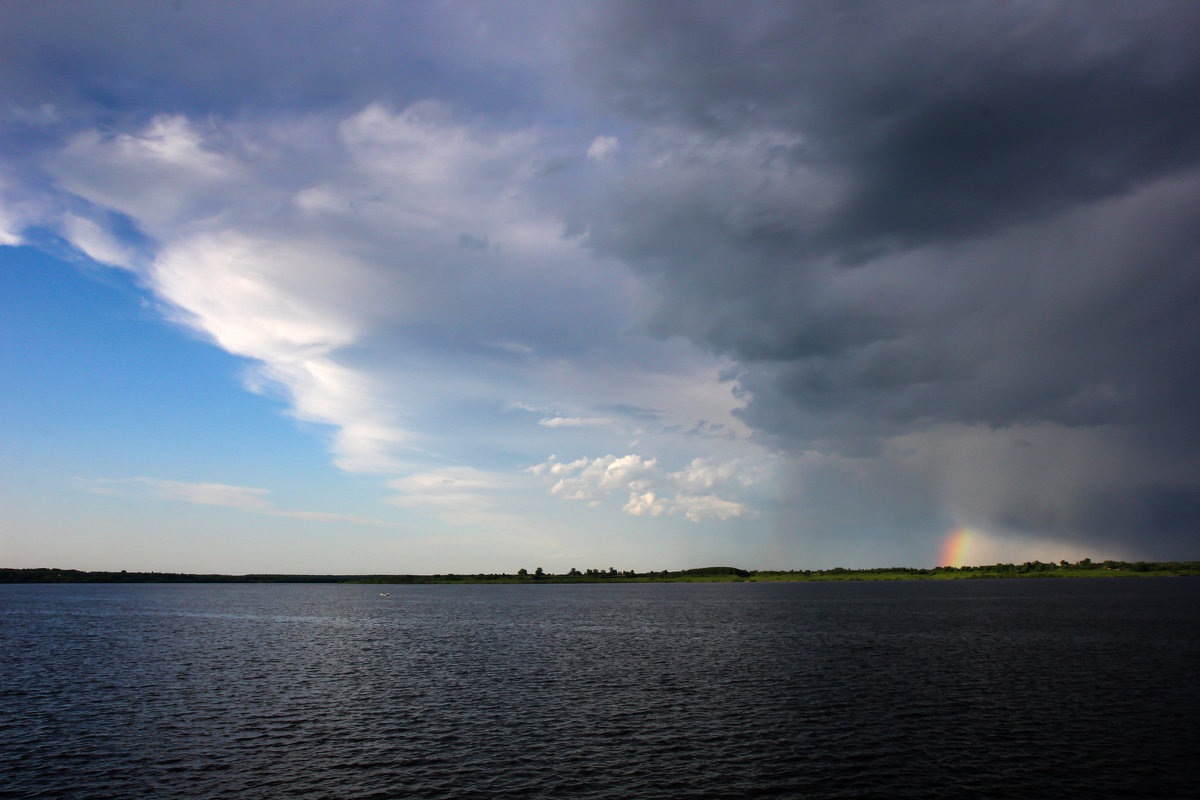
[567, 1, 1200, 547]
[572, 1, 1200, 434]
[997, 485, 1200, 545]
[577, 1, 1200, 252]
[729, 180, 1200, 447]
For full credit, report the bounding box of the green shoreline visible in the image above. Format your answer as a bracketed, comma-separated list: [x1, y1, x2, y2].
[3, 561, 1198, 584]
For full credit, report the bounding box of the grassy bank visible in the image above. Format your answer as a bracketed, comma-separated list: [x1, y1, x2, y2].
[749, 561, 1200, 581]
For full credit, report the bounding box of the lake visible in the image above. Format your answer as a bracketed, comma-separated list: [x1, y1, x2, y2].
[2, 579, 1197, 798]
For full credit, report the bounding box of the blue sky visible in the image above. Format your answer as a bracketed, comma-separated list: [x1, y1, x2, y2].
[2, 2, 1199, 573]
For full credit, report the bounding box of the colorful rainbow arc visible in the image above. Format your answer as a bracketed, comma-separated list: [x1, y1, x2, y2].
[940, 528, 971, 567]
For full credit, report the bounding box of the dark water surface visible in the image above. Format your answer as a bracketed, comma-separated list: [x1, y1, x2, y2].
[2, 579, 1198, 799]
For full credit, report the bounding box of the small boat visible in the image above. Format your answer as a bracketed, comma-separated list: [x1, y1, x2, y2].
[379, 592, 390, 596]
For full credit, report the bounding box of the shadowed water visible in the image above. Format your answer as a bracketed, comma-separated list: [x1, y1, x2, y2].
[2, 579, 1197, 798]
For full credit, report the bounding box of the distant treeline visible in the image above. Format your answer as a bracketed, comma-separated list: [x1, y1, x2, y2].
[2, 561, 1198, 584]
[353, 566, 755, 584]
[0, 568, 349, 584]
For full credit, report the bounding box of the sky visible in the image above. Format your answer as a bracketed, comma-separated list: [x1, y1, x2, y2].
[2, 1, 1199, 574]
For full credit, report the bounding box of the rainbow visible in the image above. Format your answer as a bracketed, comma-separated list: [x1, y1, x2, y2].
[940, 527, 972, 567]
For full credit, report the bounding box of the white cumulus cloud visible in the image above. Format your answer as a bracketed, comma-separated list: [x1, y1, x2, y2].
[530, 453, 753, 522]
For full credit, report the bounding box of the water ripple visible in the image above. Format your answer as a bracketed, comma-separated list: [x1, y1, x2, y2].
[2, 579, 1198, 799]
